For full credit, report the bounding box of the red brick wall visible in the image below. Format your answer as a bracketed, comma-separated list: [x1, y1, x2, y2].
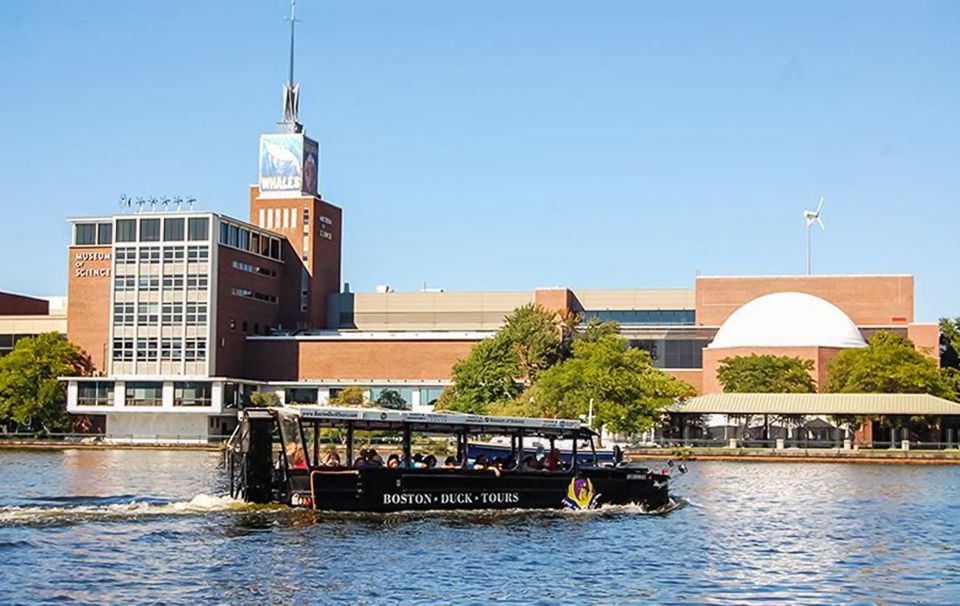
[243, 338, 477, 382]
[66, 246, 113, 371]
[0, 292, 48, 315]
[213, 246, 291, 377]
[249, 187, 343, 330]
[700, 345, 845, 394]
[695, 275, 914, 327]
[907, 323, 940, 360]
[534, 288, 574, 315]
[663, 368, 703, 394]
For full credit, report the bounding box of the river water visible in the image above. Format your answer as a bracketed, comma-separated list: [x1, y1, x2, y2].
[0, 449, 958, 605]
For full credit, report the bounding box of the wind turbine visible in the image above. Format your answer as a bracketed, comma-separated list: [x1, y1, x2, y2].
[803, 196, 825, 275]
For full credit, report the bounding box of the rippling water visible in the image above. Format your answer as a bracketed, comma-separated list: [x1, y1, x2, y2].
[1, 449, 959, 604]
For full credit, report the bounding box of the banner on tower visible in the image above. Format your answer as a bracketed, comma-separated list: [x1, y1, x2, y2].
[259, 134, 303, 193]
[303, 137, 319, 196]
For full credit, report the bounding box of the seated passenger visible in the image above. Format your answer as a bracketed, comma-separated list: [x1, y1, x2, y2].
[368, 449, 384, 467]
[472, 454, 490, 470]
[412, 453, 426, 469]
[286, 443, 308, 470]
[545, 448, 562, 472]
[519, 455, 542, 472]
[387, 454, 401, 469]
[423, 454, 438, 469]
[443, 456, 458, 468]
[323, 451, 342, 467]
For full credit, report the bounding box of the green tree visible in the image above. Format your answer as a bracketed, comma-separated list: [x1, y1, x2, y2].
[825, 331, 953, 398]
[516, 334, 696, 435]
[330, 387, 367, 407]
[716, 354, 817, 393]
[375, 388, 408, 410]
[499, 303, 563, 383]
[250, 391, 280, 407]
[0, 332, 92, 433]
[940, 317, 960, 369]
[436, 335, 521, 414]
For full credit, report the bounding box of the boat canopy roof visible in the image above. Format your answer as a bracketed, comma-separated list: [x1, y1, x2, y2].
[247, 405, 592, 438]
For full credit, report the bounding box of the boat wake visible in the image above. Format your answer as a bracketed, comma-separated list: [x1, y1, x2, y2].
[0, 494, 259, 528]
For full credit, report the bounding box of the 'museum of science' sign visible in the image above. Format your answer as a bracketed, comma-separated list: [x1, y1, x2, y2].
[74, 251, 111, 278]
[383, 492, 520, 506]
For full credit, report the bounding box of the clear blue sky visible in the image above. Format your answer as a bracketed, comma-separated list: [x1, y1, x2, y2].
[1, 1, 957, 321]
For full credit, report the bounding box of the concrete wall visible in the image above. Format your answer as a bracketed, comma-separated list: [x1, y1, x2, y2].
[105, 412, 210, 443]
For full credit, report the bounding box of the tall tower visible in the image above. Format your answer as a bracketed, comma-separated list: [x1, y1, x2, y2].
[251, 0, 342, 330]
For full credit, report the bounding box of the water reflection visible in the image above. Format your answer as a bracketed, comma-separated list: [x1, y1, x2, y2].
[2, 451, 960, 604]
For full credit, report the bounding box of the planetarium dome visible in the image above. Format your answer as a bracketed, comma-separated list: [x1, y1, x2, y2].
[708, 292, 867, 349]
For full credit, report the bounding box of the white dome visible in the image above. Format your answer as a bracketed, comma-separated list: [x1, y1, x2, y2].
[708, 292, 867, 349]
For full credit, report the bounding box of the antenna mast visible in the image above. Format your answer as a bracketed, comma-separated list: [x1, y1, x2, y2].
[281, 0, 302, 132]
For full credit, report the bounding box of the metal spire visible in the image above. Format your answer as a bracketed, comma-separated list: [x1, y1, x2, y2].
[281, 0, 302, 131]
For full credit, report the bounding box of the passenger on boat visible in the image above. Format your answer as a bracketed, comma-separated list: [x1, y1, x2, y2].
[545, 448, 562, 472]
[519, 455, 542, 472]
[412, 453, 426, 468]
[387, 454, 401, 469]
[286, 443, 308, 470]
[423, 454, 438, 469]
[323, 451, 342, 467]
[368, 449, 384, 467]
[443, 456, 458, 468]
[472, 454, 490, 470]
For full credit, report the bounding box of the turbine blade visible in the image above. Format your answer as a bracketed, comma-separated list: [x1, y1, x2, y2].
[817, 216, 825, 230]
[816, 196, 824, 213]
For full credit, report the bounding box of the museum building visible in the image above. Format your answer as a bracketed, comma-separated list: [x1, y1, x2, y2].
[55, 80, 940, 442]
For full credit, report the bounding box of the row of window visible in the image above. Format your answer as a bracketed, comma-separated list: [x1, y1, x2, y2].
[627, 339, 712, 369]
[112, 337, 207, 361]
[283, 386, 445, 409]
[113, 302, 207, 325]
[231, 260, 276, 278]
[115, 246, 209, 264]
[77, 381, 212, 406]
[219, 221, 282, 261]
[74, 222, 113, 246]
[0, 333, 34, 357]
[115, 274, 208, 292]
[231, 288, 278, 304]
[582, 309, 696, 326]
[116, 217, 210, 243]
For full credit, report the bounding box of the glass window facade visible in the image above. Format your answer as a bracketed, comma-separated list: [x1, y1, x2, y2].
[174, 382, 212, 406]
[97, 223, 113, 245]
[187, 217, 209, 241]
[74, 223, 96, 245]
[139, 218, 161, 242]
[126, 381, 162, 406]
[163, 217, 185, 241]
[116, 219, 137, 242]
[77, 381, 114, 406]
[627, 338, 712, 369]
[582, 310, 695, 326]
[284, 387, 318, 404]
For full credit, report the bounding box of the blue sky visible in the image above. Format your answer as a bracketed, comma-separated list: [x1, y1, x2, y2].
[1, 1, 957, 320]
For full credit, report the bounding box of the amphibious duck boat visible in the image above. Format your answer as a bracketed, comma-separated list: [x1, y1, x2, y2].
[227, 406, 678, 512]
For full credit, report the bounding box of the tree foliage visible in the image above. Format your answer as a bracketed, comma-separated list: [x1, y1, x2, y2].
[516, 334, 696, 435]
[436, 335, 522, 414]
[0, 332, 92, 432]
[498, 303, 563, 383]
[941, 317, 960, 369]
[825, 331, 954, 398]
[250, 391, 280, 407]
[375, 388, 408, 410]
[716, 354, 817, 393]
[330, 387, 367, 407]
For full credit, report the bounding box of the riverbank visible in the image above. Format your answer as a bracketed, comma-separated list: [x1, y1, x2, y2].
[0, 439, 223, 452]
[627, 447, 960, 464]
